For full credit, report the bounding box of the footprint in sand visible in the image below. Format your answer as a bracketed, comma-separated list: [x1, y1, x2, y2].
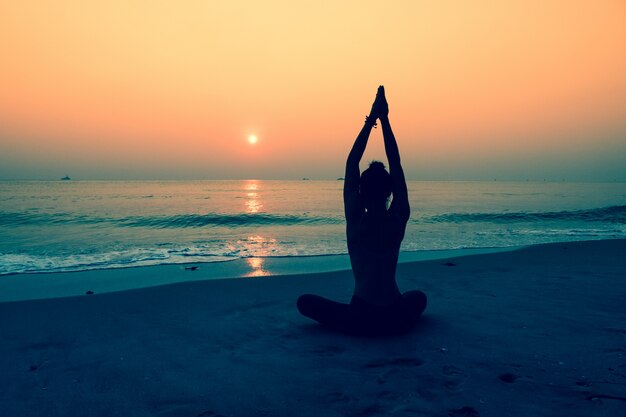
[376, 390, 400, 401]
[586, 394, 626, 403]
[327, 391, 352, 405]
[362, 357, 425, 386]
[441, 365, 469, 392]
[310, 345, 346, 357]
[603, 347, 625, 353]
[197, 410, 226, 417]
[363, 357, 424, 369]
[350, 404, 387, 417]
[498, 372, 520, 383]
[448, 406, 481, 417]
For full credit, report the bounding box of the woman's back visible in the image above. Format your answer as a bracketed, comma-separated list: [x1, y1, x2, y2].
[348, 209, 406, 305]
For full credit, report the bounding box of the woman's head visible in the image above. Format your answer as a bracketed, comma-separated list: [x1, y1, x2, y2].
[360, 161, 392, 207]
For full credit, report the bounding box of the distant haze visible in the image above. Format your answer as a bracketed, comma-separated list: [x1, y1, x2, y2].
[1, 1, 625, 181]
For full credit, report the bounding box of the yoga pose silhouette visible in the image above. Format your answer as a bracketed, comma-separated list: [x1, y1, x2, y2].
[297, 86, 427, 336]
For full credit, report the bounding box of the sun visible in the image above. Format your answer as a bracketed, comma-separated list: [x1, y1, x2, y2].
[248, 134, 258, 145]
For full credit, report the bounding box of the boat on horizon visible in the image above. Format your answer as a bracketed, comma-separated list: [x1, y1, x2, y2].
[61, 175, 71, 181]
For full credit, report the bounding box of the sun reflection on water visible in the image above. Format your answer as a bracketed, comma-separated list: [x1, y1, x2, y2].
[240, 181, 272, 276]
[236, 234, 277, 277]
[245, 257, 269, 277]
[244, 180, 263, 214]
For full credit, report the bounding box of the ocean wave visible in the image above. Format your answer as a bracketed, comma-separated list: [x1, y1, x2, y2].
[0, 240, 350, 275]
[119, 213, 341, 228]
[0, 211, 343, 228]
[423, 205, 626, 224]
[0, 211, 89, 226]
[4, 205, 625, 230]
[0, 250, 237, 275]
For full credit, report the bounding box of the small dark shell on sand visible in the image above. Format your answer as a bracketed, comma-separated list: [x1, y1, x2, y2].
[499, 372, 519, 383]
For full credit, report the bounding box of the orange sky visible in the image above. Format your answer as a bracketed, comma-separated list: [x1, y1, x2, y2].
[1, 0, 625, 180]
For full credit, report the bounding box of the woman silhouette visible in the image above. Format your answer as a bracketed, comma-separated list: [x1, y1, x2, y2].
[297, 86, 427, 336]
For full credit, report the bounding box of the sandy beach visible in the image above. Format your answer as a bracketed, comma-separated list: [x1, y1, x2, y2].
[1, 239, 625, 417]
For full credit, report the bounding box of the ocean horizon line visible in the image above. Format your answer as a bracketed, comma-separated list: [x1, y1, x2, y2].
[2, 178, 626, 183]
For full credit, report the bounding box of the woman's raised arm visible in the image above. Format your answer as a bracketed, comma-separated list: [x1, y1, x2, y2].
[378, 87, 410, 220]
[343, 90, 380, 217]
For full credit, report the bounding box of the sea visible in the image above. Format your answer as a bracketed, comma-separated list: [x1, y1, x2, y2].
[1, 180, 625, 276]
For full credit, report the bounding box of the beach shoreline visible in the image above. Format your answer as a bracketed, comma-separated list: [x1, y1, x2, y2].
[1, 238, 625, 416]
[0, 246, 518, 303]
